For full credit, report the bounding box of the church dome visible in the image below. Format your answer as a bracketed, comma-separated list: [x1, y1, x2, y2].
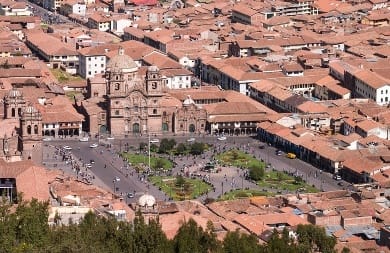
[183, 95, 195, 106]
[138, 193, 156, 207]
[107, 47, 138, 72]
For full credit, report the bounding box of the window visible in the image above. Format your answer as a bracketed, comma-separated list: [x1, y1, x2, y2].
[114, 83, 120, 90]
[162, 123, 168, 131]
[151, 82, 157, 89]
[101, 114, 105, 119]
[115, 75, 119, 80]
[115, 101, 119, 105]
[153, 109, 157, 114]
[115, 110, 119, 115]
[18, 108, 21, 116]
[27, 125, 31, 134]
[134, 106, 138, 112]
[11, 108, 15, 117]
[153, 100, 157, 104]
[34, 125, 38, 134]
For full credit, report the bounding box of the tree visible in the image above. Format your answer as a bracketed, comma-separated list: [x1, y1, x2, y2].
[153, 158, 166, 170]
[14, 198, 50, 250]
[296, 224, 336, 253]
[139, 142, 147, 151]
[159, 138, 176, 154]
[132, 212, 172, 253]
[223, 229, 262, 253]
[175, 143, 187, 155]
[173, 219, 221, 253]
[190, 142, 204, 155]
[248, 163, 264, 181]
[175, 175, 185, 187]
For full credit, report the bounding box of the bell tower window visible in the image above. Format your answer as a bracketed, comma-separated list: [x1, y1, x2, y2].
[114, 83, 120, 90]
[11, 108, 15, 117]
[27, 125, 31, 134]
[34, 125, 38, 134]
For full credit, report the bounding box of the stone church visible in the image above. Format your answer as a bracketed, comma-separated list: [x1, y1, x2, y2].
[86, 47, 207, 136]
[0, 88, 43, 164]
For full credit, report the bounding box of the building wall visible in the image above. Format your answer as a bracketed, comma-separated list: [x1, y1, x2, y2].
[342, 216, 372, 228]
[308, 213, 341, 226]
[79, 55, 106, 78]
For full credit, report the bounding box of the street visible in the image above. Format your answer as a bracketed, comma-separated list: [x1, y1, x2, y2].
[42, 134, 346, 203]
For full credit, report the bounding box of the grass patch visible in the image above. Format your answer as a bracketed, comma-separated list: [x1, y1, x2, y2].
[220, 189, 275, 201]
[258, 170, 318, 193]
[219, 170, 318, 201]
[150, 176, 212, 201]
[216, 149, 263, 169]
[121, 152, 173, 171]
[50, 69, 84, 83]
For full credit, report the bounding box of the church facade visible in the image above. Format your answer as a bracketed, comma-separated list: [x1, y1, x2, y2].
[99, 47, 207, 136]
[0, 88, 43, 164]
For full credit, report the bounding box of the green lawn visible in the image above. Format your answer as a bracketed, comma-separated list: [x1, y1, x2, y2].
[220, 189, 275, 201]
[121, 153, 173, 171]
[150, 176, 212, 201]
[50, 69, 84, 83]
[216, 149, 264, 169]
[259, 170, 318, 193]
[219, 170, 318, 201]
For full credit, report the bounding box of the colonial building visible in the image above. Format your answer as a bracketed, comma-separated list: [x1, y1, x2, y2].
[0, 88, 42, 164]
[105, 47, 206, 136]
[81, 48, 275, 137]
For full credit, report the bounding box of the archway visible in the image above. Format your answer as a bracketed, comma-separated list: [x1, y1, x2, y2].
[189, 124, 195, 133]
[100, 125, 107, 134]
[132, 123, 140, 133]
[44, 130, 50, 136]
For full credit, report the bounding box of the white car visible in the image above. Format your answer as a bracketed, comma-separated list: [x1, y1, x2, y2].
[43, 137, 52, 141]
[107, 136, 115, 140]
[187, 138, 196, 142]
[85, 163, 92, 169]
[150, 139, 159, 143]
[79, 137, 89, 142]
[217, 136, 227, 141]
[89, 143, 98, 148]
[63, 146, 72, 150]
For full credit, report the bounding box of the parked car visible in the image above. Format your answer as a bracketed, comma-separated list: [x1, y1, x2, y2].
[275, 150, 282, 156]
[89, 143, 98, 148]
[333, 174, 342, 180]
[63, 146, 72, 150]
[217, 136, 227, 141]
[187, 137, 196, 142]
[127, 192, 134, 198]
[286, 153, 296, 159]
[79, 137, 89, 142]
[150, 139, 159, 143]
